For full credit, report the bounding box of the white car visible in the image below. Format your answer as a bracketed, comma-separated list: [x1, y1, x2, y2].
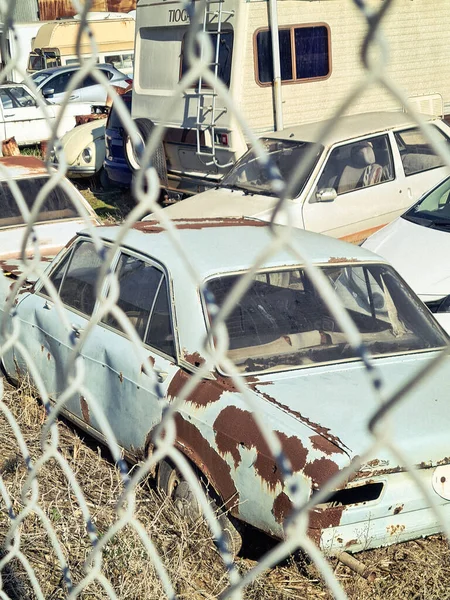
[53, 118, 107, 181]
[362, 175, 450, 334]
[158, 112, 450, 244]
[0, 155, 99, 270]
[0, 82, 93, 147]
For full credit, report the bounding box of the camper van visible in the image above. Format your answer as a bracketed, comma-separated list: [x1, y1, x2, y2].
[28, 18, 135, 76]
[0, 21, 46, 82]
[127, 0, 450, 197]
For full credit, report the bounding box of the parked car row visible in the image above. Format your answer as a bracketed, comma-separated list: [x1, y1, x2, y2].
[3, 91, 450, 558]
[0, 82, 93, 147]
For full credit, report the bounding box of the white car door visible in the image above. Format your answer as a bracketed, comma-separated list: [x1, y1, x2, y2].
[302, 133, 407, 243]
[392, 124, 450, 206]
[0, 85, 54, 145]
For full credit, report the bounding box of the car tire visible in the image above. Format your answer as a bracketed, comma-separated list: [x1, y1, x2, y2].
[157, 458, 242, 556]
[124, 117, 168, 188]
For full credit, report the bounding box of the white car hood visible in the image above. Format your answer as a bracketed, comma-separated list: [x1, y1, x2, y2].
[52, 102, 93, 118]
[161, 187, 280, 220]
[363, 216, 450, 299]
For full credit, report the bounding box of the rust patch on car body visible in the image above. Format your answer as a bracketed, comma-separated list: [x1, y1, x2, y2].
[303, 457, 340, 489]
[174, 413, 239, 511]
[119, 372, 124, 383]
[213, 406, 308, 490]
[272, 491, 293, 524]
[0, 155, 48, 175]
[309, 505, 345, 543]
[80, 396, 90, 425]
[167, 369, 238, 408]
[183, 351, 205, 368]
[249, 384, 348, 454]
[134, 217, 269, 234]
[394, 504, 404, 515]
[387, 524, 406, 536]
[327, 257, 360, 264]
[310, 434, 339, 456]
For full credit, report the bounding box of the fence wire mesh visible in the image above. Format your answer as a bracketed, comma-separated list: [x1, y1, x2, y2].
[0, 0, 450, 598]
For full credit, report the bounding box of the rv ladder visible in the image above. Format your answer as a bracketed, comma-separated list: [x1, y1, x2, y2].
[194, 0, 234, 167]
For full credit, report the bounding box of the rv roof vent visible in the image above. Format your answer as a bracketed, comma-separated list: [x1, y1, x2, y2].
[405, 94, 444, 118]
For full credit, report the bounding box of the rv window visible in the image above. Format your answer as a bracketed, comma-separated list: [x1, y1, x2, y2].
[28, 53, 45, 72]
[180, 30, 233, 88]
[105, 55, 123, 69]
[256, 25, 330, 85]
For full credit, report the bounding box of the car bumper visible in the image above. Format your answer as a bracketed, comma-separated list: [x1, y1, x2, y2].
[317, 468, 450, 555]
[66, 165, 97, 178]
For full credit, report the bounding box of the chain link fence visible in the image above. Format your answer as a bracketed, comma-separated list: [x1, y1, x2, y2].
[0, 0, 449, 598]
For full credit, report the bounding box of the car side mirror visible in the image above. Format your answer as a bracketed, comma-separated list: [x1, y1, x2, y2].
[42, 87, 55, 98]
[316, 188, 337, 202]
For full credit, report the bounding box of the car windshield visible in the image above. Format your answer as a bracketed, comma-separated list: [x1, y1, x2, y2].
[206, 264, 447, 374]
[30, 72, 52, 86]
[220, 138, 323, 197]
[403, 176, 450, 231]
[0, 177, 79, 227]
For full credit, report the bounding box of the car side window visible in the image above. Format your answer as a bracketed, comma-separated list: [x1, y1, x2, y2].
[48, 240, 103, 317]
[8, 86, 36, 107]
[102, 253, 175, 357]
[46, 72, 74, 94]
[81, 73, 99, 88]
[0, 89, 14, 110]
[394, 126, 450, 176]
[316, 135, 394, 196]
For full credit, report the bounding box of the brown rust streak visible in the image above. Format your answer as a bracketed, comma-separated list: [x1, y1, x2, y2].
[272, 492, 293, 524]
[80, 396, 90, 425]
[213, 406, 308, 490]
[167, 369, 238, 408]
[174, 413, 239, 512]
[133, 217, 268, 234]
[0, 156, 47, 173]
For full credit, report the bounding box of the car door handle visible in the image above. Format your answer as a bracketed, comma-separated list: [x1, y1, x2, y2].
[154, 366, 168, 383]
[69, 95, 79, 100]
[4, 113, 15, 118]
[71, 324, 84, 338]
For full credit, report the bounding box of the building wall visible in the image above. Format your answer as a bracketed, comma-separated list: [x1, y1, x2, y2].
[38, 0, 136, 21]
[11, 0, 39, 22]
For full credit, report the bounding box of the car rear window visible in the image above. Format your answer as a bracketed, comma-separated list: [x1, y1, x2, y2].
[206, 264, 447, 374]
[0, 177, 79, 227]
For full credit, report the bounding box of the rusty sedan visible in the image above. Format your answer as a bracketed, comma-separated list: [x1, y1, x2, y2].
[1, 217, 450, 555]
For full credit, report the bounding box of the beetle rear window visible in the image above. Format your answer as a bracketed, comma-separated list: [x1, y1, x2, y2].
[206, 264, 446, 374]
[0, 177, 78, 227]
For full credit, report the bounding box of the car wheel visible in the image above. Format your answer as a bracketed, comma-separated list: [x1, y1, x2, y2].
[124, 117, 168, 188]
[157, 458, 242, 556]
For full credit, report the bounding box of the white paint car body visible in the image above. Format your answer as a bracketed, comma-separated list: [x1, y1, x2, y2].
[158, 112, 450, 244]
[0, 83, 93, 147]
[363, 175, 450, 334]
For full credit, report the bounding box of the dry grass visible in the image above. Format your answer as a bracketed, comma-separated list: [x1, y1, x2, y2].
[0, 380, 449, 599]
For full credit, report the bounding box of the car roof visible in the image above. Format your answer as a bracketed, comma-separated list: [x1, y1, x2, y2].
[271, 111, 441, 146]
[32, 63, 117, 77]
[89, 217, 385, 280]
[0, 156, 49, 179]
